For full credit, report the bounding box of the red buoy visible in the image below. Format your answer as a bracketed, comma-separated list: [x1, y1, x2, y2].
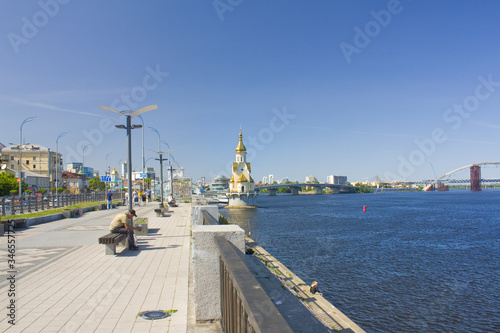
[363, 205, 366, 212]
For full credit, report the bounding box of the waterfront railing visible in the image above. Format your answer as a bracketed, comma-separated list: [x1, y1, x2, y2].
[0, 192, 116, 216]
[215, 235, 293, 333]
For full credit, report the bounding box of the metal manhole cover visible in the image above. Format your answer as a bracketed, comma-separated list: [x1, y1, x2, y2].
[139, 311, 170, 320]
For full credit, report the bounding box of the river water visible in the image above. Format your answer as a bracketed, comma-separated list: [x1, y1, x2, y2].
[220, 190, 500, 333]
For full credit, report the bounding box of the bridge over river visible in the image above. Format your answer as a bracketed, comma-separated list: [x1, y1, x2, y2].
[423, 162, 500, 191]
[255, 183, 354, 195]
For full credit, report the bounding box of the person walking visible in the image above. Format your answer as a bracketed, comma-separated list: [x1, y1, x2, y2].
[106, 189, 113, 210]
[109, 209, 142, 250]
[133, 190, 139, 206]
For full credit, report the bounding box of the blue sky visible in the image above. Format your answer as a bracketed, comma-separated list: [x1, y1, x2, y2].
[1, 0, 500, 183]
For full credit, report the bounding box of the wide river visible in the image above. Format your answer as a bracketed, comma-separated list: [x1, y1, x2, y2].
[220, 190, 499, 333]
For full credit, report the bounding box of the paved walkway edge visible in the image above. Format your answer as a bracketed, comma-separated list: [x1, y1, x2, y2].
[247, 236, 367, 333]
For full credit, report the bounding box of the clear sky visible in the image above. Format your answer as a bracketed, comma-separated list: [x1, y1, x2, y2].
[1, 0, 500, 183]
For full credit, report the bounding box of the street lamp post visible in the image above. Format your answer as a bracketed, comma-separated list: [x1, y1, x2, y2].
[118, 158, 124, 202]
[82, 144, 91, 192]
[55, 131, 68, 201]
[138, 115, 145, 191]
[161, 140, 174, 197]
[150, 127, 161, 202]
[19, 116, 36, 196]
[149, 149, 173, 208]
[149, 127, 161, 152]
[145, 156, 154, 195]
[99, 105, 158, 211]
[105, 152, 112, 191]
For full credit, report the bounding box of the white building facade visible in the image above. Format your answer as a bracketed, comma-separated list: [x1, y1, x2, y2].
[327, 175, 347, 185]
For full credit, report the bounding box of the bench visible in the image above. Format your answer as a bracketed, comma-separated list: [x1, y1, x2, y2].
[154, 208, 168, 217]
[98, 233, 127, 255]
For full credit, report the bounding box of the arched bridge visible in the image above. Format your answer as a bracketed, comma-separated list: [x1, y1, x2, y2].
[424, 162, 500, 191]
[255, 183, 354, 196]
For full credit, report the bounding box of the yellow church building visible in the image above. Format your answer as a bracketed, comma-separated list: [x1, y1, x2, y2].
[227, 131, 257, 207]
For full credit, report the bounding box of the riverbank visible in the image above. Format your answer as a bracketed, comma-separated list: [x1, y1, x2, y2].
[245, 235, 366, 332]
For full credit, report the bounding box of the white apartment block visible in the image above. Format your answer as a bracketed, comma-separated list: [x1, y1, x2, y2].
[327, 175, 347, 185]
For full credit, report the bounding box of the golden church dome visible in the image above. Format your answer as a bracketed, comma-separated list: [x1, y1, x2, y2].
[235, 131, 246, 153]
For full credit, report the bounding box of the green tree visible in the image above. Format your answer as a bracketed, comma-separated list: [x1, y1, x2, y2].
[259, 188, 269, 193]
[51, 187, 64, 193]
[355, 184, 374, 193]
[0, 173, 26, 196]
[89, 177, 106, 191]
[277, 187, 291, 193]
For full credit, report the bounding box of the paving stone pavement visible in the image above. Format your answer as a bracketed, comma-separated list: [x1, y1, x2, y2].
[0, 203, 192, 332]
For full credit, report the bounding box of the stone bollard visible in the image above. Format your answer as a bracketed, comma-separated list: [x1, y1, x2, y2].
[192, 224, 245, 323]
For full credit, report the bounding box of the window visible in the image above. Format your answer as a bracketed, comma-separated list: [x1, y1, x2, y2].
[10, 156, 14, 161]
[26, 160, 29, 165]
[33, 156, 37, 161]
[33, 165, 36, 169]
[10, 164, 14, 169]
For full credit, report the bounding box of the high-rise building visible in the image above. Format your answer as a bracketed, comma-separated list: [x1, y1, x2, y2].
[121, 162, 128, 180]
[327, 175, 347, 185]
[279, 177, 289, 184]
[305, 175, 318, 183]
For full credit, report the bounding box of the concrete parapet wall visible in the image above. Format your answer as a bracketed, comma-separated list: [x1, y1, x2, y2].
[192, 205, 219, 225]
[192, 224, 245, 322]
[27, 213, 65, 227]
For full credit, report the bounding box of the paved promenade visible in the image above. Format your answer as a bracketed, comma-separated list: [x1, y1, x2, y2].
[0, 203, 192, 332]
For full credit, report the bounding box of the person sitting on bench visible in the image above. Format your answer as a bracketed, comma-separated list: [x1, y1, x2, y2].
[167, 195, 178, 207]
[109, 209, 142, 250]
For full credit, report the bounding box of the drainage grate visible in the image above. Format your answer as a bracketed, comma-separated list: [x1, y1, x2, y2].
[139, 311, 170, 320]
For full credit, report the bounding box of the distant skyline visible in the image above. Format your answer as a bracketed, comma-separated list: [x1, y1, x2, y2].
[2, 1, 500, 183]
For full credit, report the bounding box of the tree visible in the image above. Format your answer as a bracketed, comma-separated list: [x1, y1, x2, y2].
[0, 173, 26, 196]
[89, 177, 106, 191]
[277, 187, 291, 193]
[355, 184, 374, 193]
